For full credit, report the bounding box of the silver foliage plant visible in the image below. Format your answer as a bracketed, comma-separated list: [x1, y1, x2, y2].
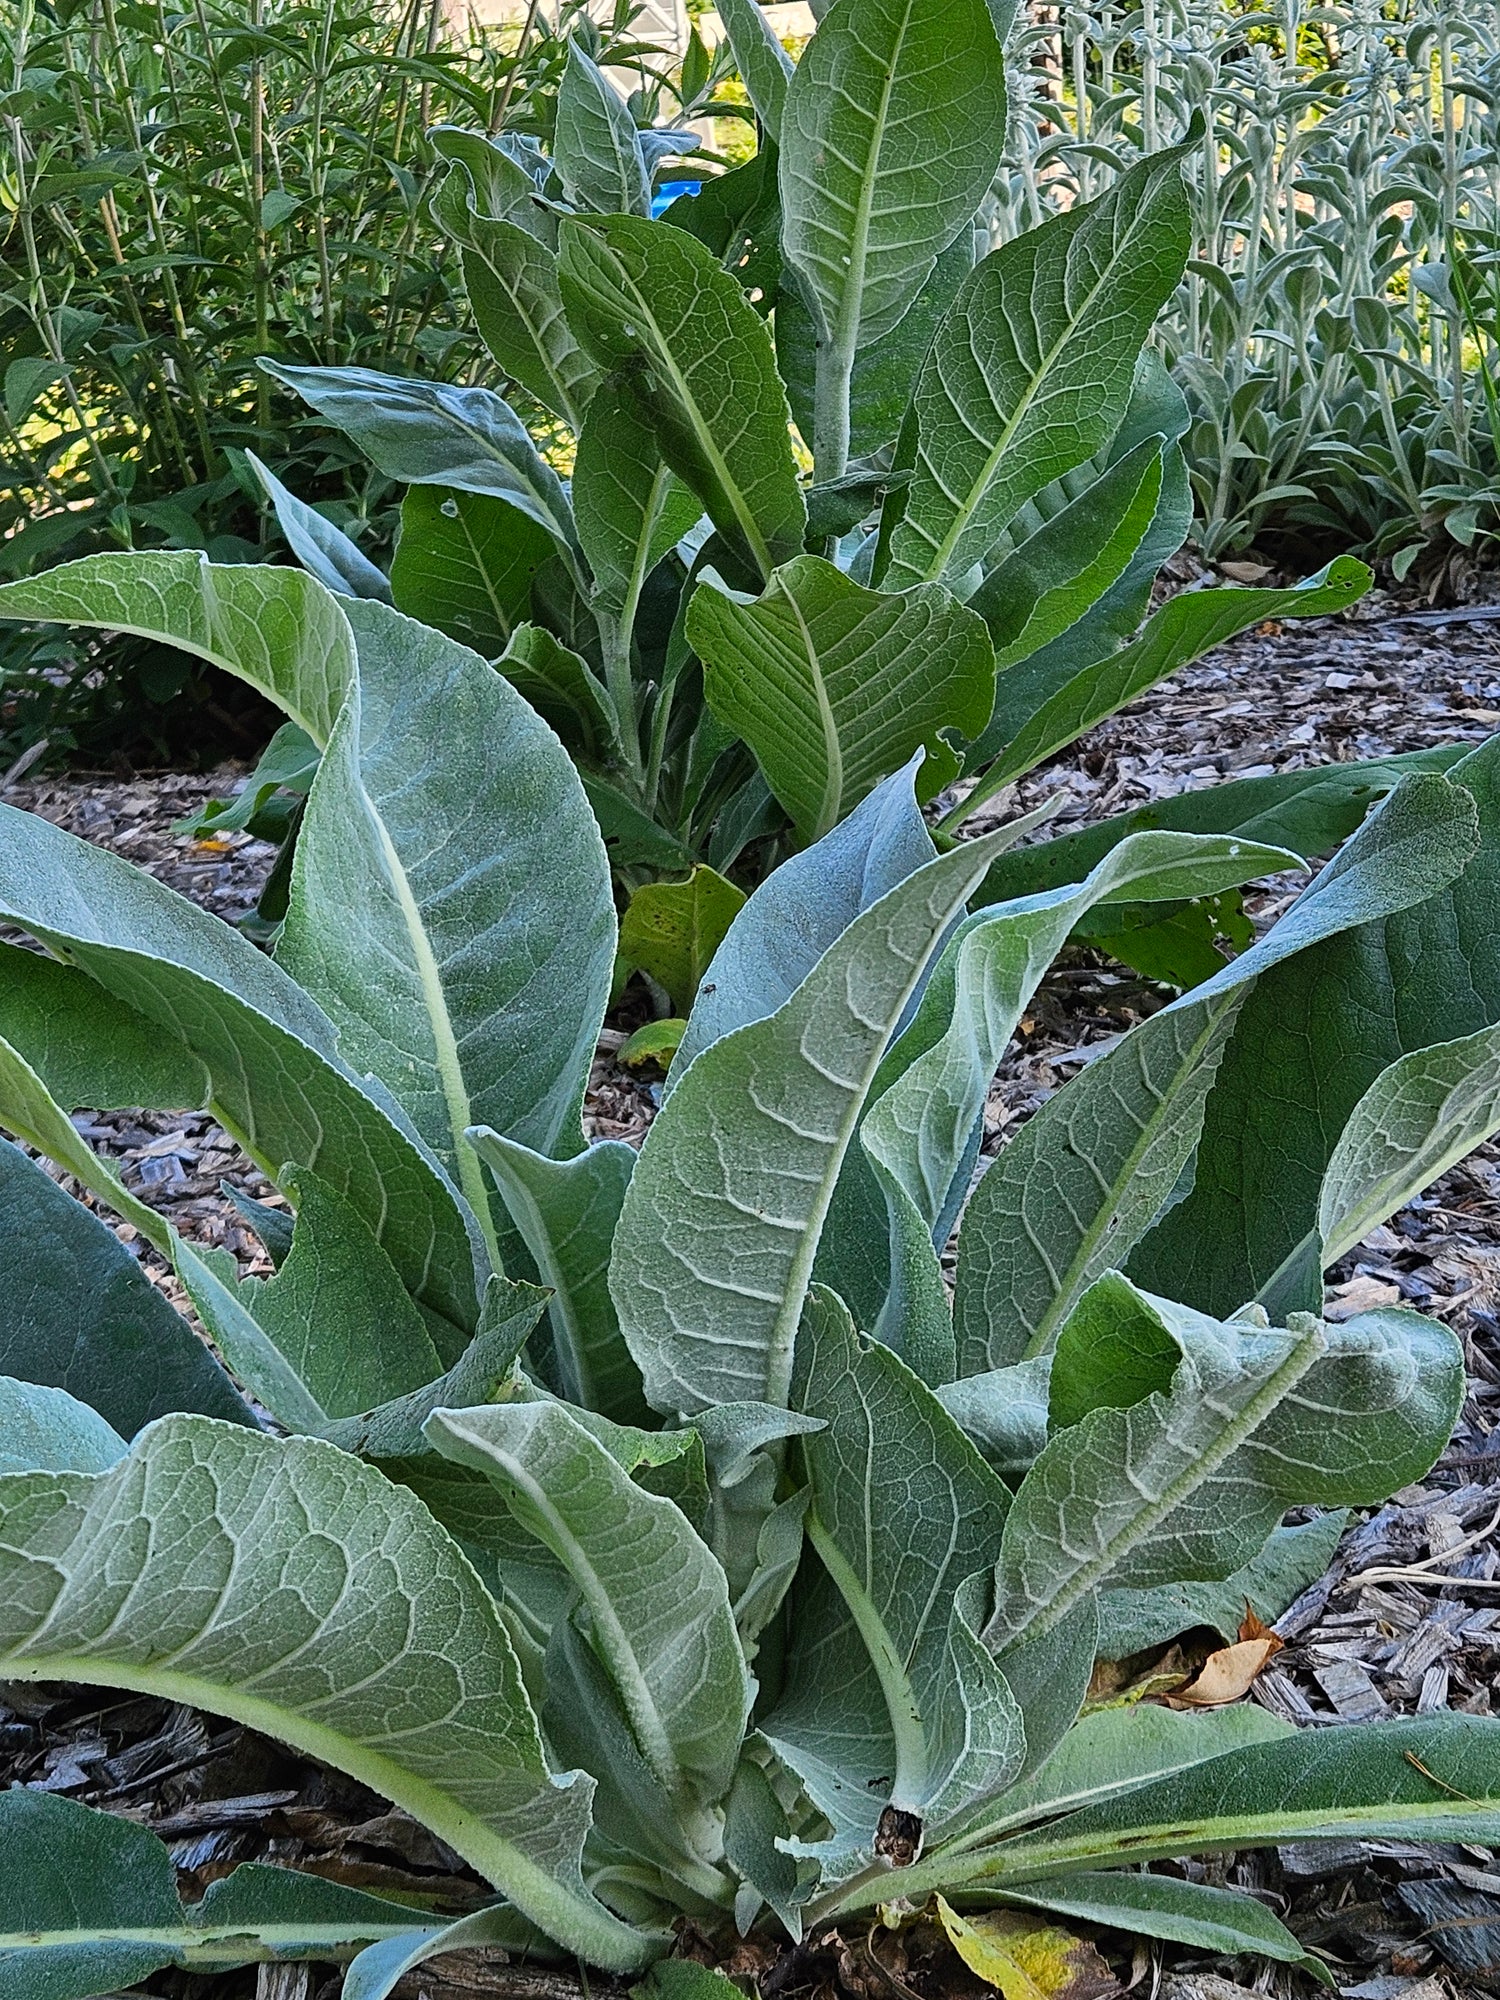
[2, 0, 1500, 1990]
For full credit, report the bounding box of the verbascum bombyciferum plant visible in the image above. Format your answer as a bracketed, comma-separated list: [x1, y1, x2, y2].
[3, 0, 1500, 1986]
[0, 560, 1499, 1985]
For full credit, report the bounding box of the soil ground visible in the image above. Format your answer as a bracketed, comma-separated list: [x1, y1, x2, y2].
[5, 597, 1500, 2000]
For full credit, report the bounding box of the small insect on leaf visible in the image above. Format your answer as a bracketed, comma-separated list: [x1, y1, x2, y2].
[935, 1897, 1117, 2000]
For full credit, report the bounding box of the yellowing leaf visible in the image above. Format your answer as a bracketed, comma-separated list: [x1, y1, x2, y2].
[619, 865, 746, 1016]
[935, 1895, 1117, 2000]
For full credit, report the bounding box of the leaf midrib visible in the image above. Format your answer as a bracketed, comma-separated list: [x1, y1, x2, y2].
[988, 1320, 1325, 1651]
[468, 1428, 686, 1800]
[351, 710, 501, 1270]
[806, 1510, 931, 1807]
[828, 0, 919, 369]
[593, 237, 776, 582]
[919, 204, 1156, 584]
[1018, 996, 1239, 1360]
[0, 1654, 648, 1970]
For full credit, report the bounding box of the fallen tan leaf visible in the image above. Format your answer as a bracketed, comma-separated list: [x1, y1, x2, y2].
[1167, 1634, 1282, 1708]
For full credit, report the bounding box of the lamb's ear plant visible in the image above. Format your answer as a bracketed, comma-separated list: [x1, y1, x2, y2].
[9, 0, 1464, 1000]
[3, 527, 1500, 1988]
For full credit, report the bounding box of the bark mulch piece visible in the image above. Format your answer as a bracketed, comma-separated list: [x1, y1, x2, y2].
[4, 604, 1500, 1998]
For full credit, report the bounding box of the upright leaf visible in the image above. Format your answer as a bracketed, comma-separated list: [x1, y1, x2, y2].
[610, 822, 1022, 1415]
[687, 554, 996, 842]
[953, 766, 1479, 1370]
[881, 145, 1192, 590]
[427, 1401, 751, 1805]
[669, 756, 933, 1078]
[713, 0, 793, 138]
[764, 1294, 1022, 1857]
[467, 1131, 647, 1423]
[1134, 733, 1500, 1316]
[973, 438, 1165, 670]
[0, 1419, 650, 1970]
[248, 452, 394, 603]
[554, 46, 651, 218]
[558, 215, 805, 582]
[779, 0, 1006, 471]
[619, 867, 746, 1016]
[433, 160, 596, 429]
[573, 379, 703, 612]
[823, 831, 1300, 1356]
[389, 485, 554, 657]
[276, 599, 615, 1250]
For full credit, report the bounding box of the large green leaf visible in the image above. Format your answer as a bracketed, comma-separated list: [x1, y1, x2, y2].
[712, 0, 793, 138]
[985, 1278, 1463, 1655]
[669, 757, 934, 1079]
[389, 485, 554, 658]
[467, 1131, 647, 1423]
[0, 799, 481, 1332]
[881, 146, 1191, 589]
[574, 379, 703, 614]
[687, 554, 995, 842]
[953, 558, 1372, 828]
[427, 1400, 750, 1808]
[954, 768, 1480, 1370]
[262, 362, 580, 568]
[277, 598, 615, 1253]
[973, 437, 1165, 670]
[0, 551, 353, 745]
[0, 1790, 436, 2000]
[558, 215, 805, 583]
[433, 154, 596, 430]
[0, 1137, 251, 1435]
[609, 822, 1021, 1416]
[554, 46, 650, 218]
[0, 1418, 649, 1970]
[968, 350, 1192, 761]
[977, 745, 1467, 904]
[968, 1716, 1500, 1884]
[1320, 1020, 1500, 1266]
[1134, 732, 1500, 1316]
[778, 0, 1005, 472]
[764, 1292, 1021, 1859]
[821, 830, 1302, 1359]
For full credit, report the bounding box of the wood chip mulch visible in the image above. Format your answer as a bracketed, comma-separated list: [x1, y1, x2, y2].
[4, 600, 1500, 1998]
